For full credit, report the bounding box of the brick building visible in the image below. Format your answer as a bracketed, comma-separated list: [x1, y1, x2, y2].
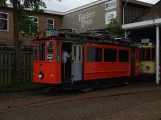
[0, 0, 154, 45]
[0, 6, 63, 46]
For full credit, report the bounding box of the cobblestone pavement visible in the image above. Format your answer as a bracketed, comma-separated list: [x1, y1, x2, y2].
[0, 82, 161, 112]
[1, 87, 161, 120]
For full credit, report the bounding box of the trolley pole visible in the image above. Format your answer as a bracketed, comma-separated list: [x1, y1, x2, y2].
[156, 26, 160, 84]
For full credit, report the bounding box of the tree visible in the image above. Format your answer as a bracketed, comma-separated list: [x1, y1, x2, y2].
[0, 0, 60, 85]
[107, 18, 124, 38]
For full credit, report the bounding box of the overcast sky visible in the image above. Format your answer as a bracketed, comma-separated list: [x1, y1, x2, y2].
[43, 0, 160, 12]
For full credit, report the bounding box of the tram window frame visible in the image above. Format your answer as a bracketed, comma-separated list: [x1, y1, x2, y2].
[47, 42, 54, 61]
[86, 46, 102, 62]
[104, 48, 117, 62]
[56, 42, 60, 61]
[39, 42, 45, 61]
[118, 50, 129, 62]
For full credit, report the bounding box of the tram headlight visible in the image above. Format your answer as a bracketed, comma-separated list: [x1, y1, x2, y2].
[146, 66, 150, 70]
[38, 71, 44, 79]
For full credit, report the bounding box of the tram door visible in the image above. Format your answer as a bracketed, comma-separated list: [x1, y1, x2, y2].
[71, 44, 83, 82]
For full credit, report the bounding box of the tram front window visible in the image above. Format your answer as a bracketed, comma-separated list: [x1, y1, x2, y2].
[39, 42, 45, 61]
[33, 42, 38, 61]
[140, 48, 145, 61]
[140, 48, 155, 61]
[47, 42, 54, 61]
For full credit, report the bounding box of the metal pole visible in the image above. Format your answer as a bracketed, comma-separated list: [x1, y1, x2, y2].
[156, 26, 160, 84]
[123, 0, 128, 25]
[123, 9, 125, 25]
[125, 30, 127, 38]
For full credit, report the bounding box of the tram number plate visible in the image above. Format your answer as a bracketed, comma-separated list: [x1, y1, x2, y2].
[45, 29, 58, 37]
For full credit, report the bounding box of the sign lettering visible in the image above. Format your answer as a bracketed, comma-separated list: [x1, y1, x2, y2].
[78, 10, 95, 28]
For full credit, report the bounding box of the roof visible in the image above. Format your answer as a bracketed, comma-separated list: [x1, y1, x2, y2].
[122, 0, 161, 30]
[4, 4, 64, 16]
[122, 0, 153, 7]
[131, 0, 161, 22]
[64, 0, 153, 15]
[122, 18, 161, 30]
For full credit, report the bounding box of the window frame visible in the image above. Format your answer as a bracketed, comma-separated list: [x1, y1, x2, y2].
[28, 16, 39, 32]
[46, 18, 54, 29]
[0, 12, 9, 32]
[86, 46, 103, 62]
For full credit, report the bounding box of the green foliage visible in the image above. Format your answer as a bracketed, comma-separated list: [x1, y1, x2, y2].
[107, 19, 124, 38]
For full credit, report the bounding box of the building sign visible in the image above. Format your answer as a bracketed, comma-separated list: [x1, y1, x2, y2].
[105, 0, 117, 10]
[105, 11, 116, 24]
[78, 10, 95, 28]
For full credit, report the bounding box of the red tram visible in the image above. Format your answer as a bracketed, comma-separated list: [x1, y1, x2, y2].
[32, 29, 140, 87]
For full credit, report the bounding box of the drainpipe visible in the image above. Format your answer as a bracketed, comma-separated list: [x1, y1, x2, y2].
[156, 26, 160, 84]
[123, 0, 128, 38]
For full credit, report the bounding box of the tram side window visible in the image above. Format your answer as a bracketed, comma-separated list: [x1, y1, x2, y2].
[39, 42, 45, 61]
[87, 46, 102, 62]
[47, 42, 54, 61]
[118, 50, 129, 62]
[104, 49, 117, 62]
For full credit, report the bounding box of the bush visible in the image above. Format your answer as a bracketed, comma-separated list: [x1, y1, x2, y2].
[107, 19, 124, 38]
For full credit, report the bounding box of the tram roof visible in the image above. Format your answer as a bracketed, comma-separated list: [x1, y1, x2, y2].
[33, 29, 139, 48]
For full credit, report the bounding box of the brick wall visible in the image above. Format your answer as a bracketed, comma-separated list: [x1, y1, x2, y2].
[0, 8, 63, 45]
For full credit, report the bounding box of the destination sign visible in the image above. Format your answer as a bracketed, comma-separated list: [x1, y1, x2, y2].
[44, 29, 59, 37]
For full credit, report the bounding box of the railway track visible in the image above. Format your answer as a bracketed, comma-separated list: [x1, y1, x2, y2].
[0, 83, 160, 113]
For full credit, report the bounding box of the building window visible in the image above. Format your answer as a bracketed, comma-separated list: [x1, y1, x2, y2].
[87, 46, 102, 62]
[29, 16, 38, 33]
[104, 48, 117, 62]
[118, 50, 129, 62]
[0, 12, 8, 31]
[47, 18, 54, 29]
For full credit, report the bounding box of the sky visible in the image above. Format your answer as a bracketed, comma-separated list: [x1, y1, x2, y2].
[43, 0, 160, 12]
[6, 0, 160, 12]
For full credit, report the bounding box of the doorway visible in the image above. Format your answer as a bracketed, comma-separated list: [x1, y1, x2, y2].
[62, 42, 72, 81]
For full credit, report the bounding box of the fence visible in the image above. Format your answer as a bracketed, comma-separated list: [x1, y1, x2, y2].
[0, 46, 33, 86]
